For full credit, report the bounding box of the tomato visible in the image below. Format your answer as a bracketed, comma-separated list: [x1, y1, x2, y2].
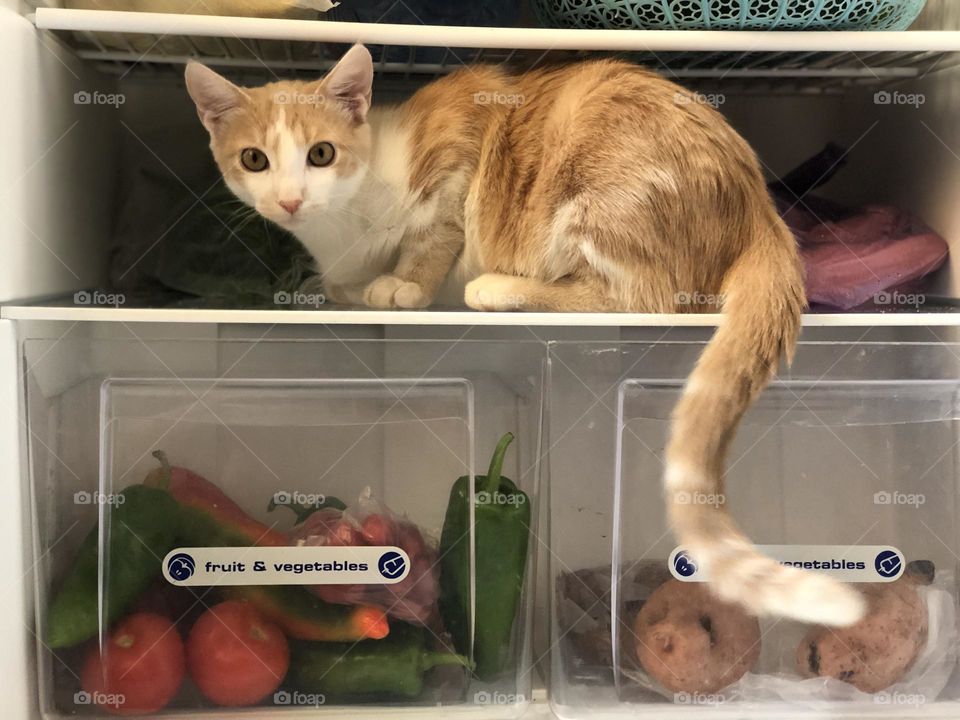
[80, 612, 185, 716]
[187, 600, 289, 706]
[361, 514, 394, 545]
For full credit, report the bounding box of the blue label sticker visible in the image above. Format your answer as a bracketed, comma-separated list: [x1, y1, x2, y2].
[377, 551, 407, 580]
[162, 546, 410, 586]
[875, 549, 903, 579]
[166, 552, 196, 582]
[668, 545, 905, 583]
[673, 551, 698, 578]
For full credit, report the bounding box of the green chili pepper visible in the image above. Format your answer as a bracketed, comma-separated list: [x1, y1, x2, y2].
[287, 622, 469, 700]
[439, 432, 531, 680]
[46, 484, 181, 648]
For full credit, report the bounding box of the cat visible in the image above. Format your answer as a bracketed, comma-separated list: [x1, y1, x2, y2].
[186, 45, 865, 627]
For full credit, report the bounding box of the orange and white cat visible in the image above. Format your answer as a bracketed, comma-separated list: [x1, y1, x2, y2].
[186, 45, 865, 626]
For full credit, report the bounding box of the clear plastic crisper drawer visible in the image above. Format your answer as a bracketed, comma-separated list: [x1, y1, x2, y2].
[22, 334, 545, 718]
[548, 340, 960, 719]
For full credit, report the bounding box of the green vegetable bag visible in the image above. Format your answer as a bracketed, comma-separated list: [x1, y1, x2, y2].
[439, 433, 531, 680]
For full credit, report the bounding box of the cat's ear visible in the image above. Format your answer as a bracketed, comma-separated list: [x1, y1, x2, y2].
[319, 44, 373, 124]
[185, 62, 245, 132]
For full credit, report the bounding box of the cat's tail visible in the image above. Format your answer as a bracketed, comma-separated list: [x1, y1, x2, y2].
[664, 216, 866, 627]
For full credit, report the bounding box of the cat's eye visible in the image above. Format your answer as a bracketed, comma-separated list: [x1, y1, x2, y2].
[240, 148, 269, 172]
[308, 142, 336, 168]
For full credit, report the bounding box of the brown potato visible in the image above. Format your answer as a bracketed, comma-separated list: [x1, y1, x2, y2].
[797, 580, 927, 693]
[633, 580, 761, 694]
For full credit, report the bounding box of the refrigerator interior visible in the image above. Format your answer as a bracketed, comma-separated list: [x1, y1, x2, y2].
[7, 0, 960, 717]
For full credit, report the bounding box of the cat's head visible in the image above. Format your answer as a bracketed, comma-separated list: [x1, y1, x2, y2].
[185, 44, 374, 230]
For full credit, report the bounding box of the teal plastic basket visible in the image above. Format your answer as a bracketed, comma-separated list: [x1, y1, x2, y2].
[532, 0, 928, 30]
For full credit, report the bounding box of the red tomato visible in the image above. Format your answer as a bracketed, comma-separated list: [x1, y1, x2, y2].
[361, 514, 394, 545]
[80, 613, 185, 716]
[187, 600, 289, 706]
[332, 520, 364, 546]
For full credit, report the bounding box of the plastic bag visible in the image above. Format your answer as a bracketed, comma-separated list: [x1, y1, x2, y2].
[729, 573, 956, 706]
[797, 206, 948, 311]
[287, 488, 440, 625]
[620, 569, 956, 706]
[770, 144, 949, 311]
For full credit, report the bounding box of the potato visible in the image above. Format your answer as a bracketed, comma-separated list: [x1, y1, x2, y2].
[797, 579, 927, 693]
[632, 580, 761, 694]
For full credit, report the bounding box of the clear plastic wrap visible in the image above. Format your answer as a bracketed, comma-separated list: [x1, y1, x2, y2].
[286, 487, 440, 626]
[619, 566, 956, 707]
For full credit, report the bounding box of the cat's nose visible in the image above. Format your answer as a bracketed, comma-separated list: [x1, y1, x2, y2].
[278, 199, 303, 215]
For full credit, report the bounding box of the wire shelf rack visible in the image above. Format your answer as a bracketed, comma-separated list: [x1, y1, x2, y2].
[31, 9, 960, 92]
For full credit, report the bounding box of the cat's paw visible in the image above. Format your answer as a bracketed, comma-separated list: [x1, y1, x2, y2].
[465, 274, 529, 311]
[363, 275, 429, 309]
[324, 283, 366, 306]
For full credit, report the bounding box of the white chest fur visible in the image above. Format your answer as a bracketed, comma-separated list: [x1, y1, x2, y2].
[290, 109, 476, 304]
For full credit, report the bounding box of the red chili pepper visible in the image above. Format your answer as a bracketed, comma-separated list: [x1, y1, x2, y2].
[144, 451, 287, 547]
